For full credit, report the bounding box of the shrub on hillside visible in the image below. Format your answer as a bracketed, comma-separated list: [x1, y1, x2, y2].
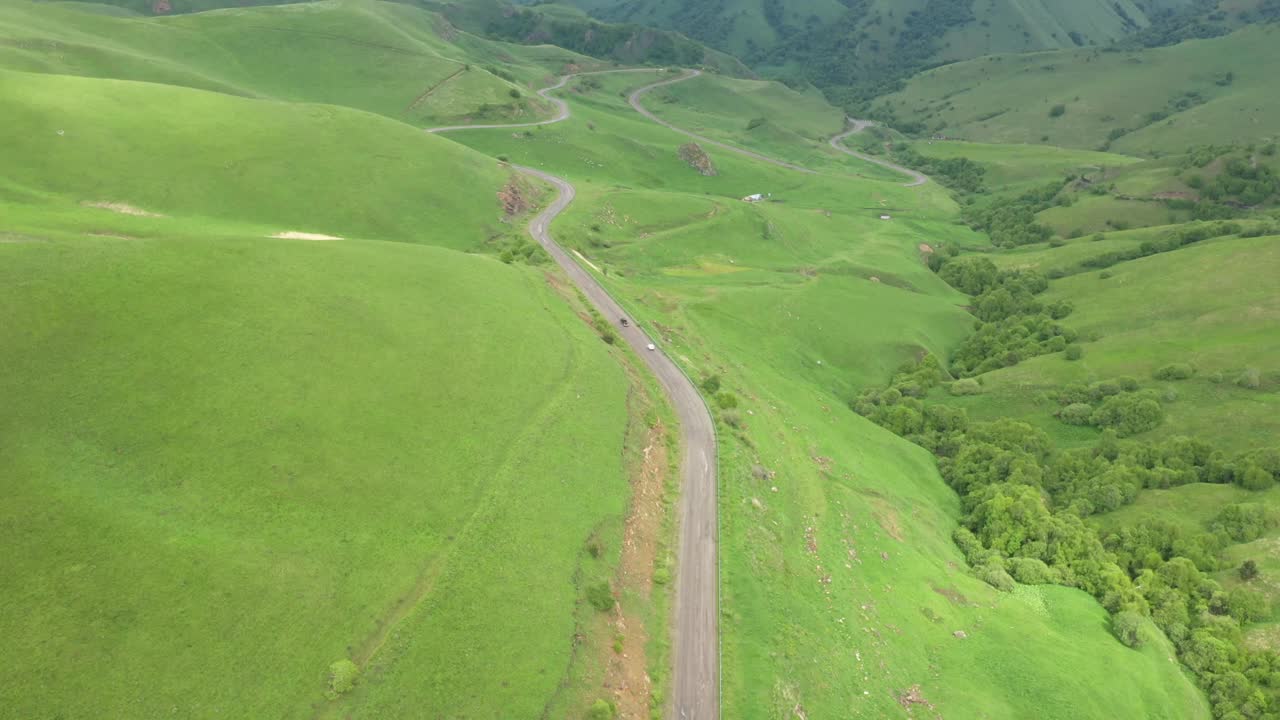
[1112, 611, 1144, 648]
[1049, 104, 1066, 118]
[1210, 504, 1273, 543]
[1065, 345, 1084, 361]
[715, 392, 739, 410]
[1008, 557, 1057, 585]
[700, 375, 722, 394]
[1238, 464, 1275, 491]
[1154, 363, 1195, 381]
[1236, 368, 1262, 389]
[326, 660, 360, 699]
[586, 581, 614, 612]
[1089, 394, 1164, 437]
[978, 558, 1016, 592]
[1057, 403, 1095, 426]
[587, 699, 617, 719]
[949, 378, 983, 396]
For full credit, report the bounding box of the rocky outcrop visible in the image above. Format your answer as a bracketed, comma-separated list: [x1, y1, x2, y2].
[678, 143, 717, 176]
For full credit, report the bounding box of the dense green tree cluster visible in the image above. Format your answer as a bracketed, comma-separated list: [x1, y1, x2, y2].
[1117, 0, 1233, 48]
[482, 10, 722, 68]
[929, 256, 1076, 376]
[759, 0, 980, 110]
[960, 181, 1063, 247]
[1199, 158, 1280, 207]
[852, 357, 1280, 718]
[1061, 220, 1247, 277]
[892, 146, 986, 193]
[1053, 380, 1166, 437]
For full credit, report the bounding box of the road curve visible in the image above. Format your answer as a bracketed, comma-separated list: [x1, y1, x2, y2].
[628, 69, 816, 175]
[829, 120, 929, 187]
[429, 72, 720, 719]
[631, 70, 929, 187]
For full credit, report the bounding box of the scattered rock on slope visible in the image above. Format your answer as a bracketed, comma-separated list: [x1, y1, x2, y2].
[678, 143, 717, 176]
[497, 175, 531, 218]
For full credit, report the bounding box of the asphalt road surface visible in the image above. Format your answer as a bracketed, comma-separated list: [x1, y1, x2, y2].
[829, 120, 930, 187]
[429, 70, 720, 719]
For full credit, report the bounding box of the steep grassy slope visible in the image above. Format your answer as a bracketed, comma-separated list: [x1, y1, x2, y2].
[567, 0, 1190, 63]
[0, 0, 581, 125]
[428, 0, 753, 76]
[0, 234, 634, 719]
[563, 0, 1199, 108]
[443, 69, 1210, 718]
[0, 15, 655, 716]
[637, 71, 906, 179]
[877, 23, 1280, 154]
[2, 67, 513, 248]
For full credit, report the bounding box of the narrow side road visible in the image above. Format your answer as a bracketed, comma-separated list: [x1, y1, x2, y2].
[429, 70, 720, 719]
[830, 120, 929, 187]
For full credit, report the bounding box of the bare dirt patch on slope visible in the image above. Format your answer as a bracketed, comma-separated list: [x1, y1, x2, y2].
[271, 231, 343, 241]
[82, 201, 164, 217]
[602, 421, 669, 718]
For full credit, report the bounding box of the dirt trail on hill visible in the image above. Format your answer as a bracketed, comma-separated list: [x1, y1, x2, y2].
[429, 69, 719, 720]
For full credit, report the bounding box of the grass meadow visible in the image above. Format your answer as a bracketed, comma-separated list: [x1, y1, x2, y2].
[878, 23, 1280, 155]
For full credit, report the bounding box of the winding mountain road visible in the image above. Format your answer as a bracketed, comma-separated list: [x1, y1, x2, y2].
[628, 69, 817, 175]
[830, 120, 930, 187]
[429, 70, 720, 719]
[429, 68, 930, 719]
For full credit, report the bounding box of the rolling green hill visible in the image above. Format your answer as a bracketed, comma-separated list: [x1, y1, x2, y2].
[2, 67, 511, 247]
[877, 23, 1280, 155]
[560, 0, 1201, 106]
[0, 4, 662, 717]
[443, 68, 1210, 719]
[0, 0, 589, 125]
[0, 232, 638, 718]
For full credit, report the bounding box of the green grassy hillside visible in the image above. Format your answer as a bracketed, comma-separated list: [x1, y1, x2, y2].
[877, 23, 1280, 155]
[430, 0, 753, 76]
[2, 68, 514, 248]
[0, 0, 584, 125]
[0, 233, 635, 718]
[0, 5, 661, 715]
[563, 0, 1199, 108]
[960, 232, 1280, 452]
[445, 69, 1210, 719]
[638, 71, 907, 179]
